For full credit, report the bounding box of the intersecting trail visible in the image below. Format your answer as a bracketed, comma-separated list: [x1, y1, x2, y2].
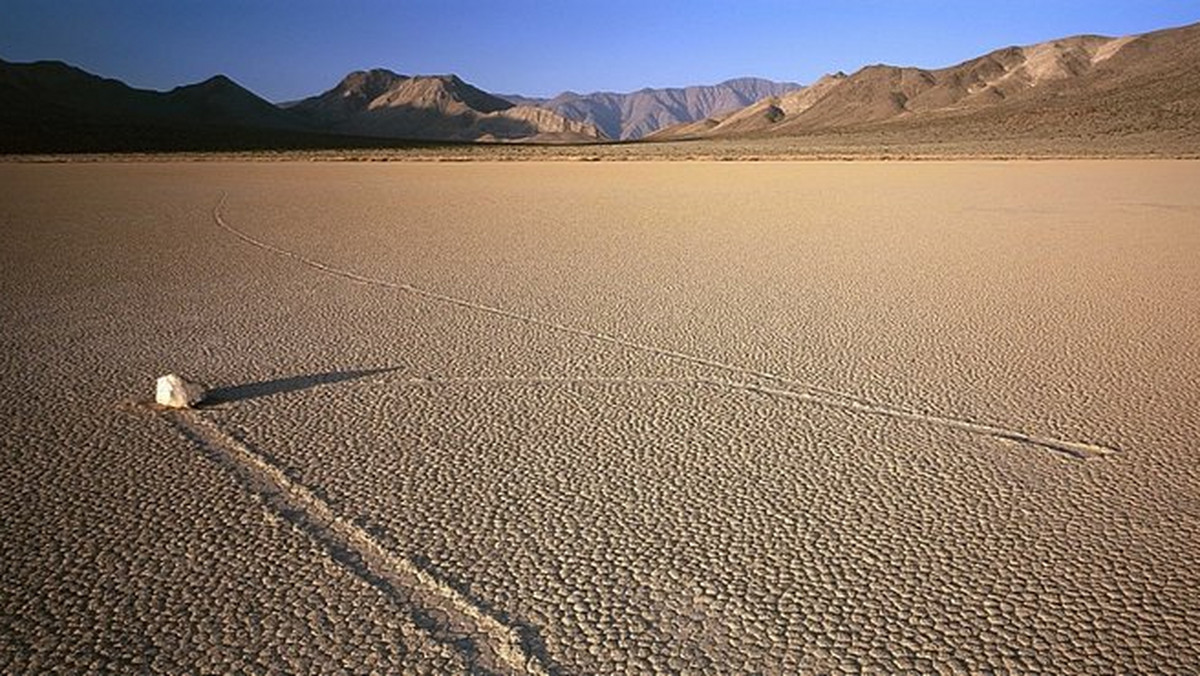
[399, 377, 1117, 460]
[166, 411, 551, 676]
[700, 380, 1117, 460]
[212, 193, 1119, 460]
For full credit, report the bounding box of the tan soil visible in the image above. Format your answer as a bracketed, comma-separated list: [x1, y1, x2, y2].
[3, 161, 1198, 673]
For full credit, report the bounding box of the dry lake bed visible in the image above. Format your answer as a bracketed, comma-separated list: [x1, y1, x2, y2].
[2, 160, 1199, 674]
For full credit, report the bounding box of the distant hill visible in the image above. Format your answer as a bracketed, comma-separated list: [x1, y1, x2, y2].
[289, 69, 605, 143]
[160, 75, 311, 130]
[504, 78, 802, 140]
[0, 58, 306, 127]
[648, 21, 1200, 147]
[0, 58, 363, 152]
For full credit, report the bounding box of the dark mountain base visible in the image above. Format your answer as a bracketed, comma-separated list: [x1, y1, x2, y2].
[0, 116, 474, 154]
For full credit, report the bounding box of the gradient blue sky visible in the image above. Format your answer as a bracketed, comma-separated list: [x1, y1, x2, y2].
[2, 1, 1198, 102]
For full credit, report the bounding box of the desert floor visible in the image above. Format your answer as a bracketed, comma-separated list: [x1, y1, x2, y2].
[2, 160, 1199, 674]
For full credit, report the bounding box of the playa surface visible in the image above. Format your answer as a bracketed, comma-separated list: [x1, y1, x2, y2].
[3, 160, 1199, 673]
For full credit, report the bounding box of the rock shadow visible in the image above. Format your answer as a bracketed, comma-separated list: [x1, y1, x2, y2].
[205, 367, 400, 405]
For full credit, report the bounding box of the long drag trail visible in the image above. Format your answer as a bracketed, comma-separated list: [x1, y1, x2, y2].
[166, 411, 550, 676]
[211, 193, 1117, 460]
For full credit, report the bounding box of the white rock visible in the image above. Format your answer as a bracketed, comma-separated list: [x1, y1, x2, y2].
[155, 374, 206, 409]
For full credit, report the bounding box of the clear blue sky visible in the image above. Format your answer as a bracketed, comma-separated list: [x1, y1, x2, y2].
[2, 1, 1198, 102]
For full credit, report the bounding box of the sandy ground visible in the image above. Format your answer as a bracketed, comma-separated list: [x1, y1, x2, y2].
[2, 161, 1199, 674]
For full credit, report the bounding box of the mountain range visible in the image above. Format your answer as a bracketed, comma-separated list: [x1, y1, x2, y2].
[650, 21, 1200, 144]
[1, 20, 1197, 153]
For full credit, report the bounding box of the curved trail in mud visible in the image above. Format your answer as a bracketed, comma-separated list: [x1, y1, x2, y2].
[210, 194, 901, 412]
[211, 193, 1118, 460]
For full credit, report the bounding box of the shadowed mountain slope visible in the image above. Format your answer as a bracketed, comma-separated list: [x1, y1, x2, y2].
[0, 59, 307, 130]
[0, 59, 352, 152]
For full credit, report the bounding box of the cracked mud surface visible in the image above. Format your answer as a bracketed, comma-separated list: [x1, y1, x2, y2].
[3, 161, 1199, 673]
